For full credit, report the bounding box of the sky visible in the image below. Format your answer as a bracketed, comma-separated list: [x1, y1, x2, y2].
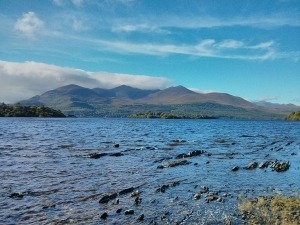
[0, 0, 300, 104]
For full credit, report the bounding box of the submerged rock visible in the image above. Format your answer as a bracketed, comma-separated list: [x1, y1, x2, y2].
[175, 150, 205, 159]
[85, 153, 107, 159]
[9, 192, 25, 199]
[271, 161, 290, 172]
[109, 152, 123, 157]
[231, 166, 239, 171]
[259, 161, 270, 169]
[99, 192, 117, 204]
[245, 161, 258, 169]
[125, 209, 134, 215]
[113, 144, 120, 148]
[137, 214, 144, 221]
[156, 184, 169, 193]
[157, 160, 191, 169]
[100, 212, 108, 220]
[119, 187, 135, 195]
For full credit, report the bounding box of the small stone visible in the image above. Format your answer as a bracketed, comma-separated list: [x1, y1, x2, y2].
[100, 212, 108, 220]
[231, 166, 239, 171]
[116, 208, 122, 213]
[137, 214, 144, 221]
[193, 193, 201, 200]
[125, 209, 134, 215]
[131, 190, 140, 197]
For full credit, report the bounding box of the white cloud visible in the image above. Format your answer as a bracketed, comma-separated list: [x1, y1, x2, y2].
[0, 60, 171, 103]
[90, 38, 280, 60]
[14, 12, 44, 37]
[188, 88, 217, 94]
[218, 40, 245, 49]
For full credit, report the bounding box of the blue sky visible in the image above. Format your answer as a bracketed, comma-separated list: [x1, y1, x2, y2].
[0, 0, 299, 104]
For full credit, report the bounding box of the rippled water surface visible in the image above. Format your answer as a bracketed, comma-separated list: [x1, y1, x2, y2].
[0, 118, 299, 224]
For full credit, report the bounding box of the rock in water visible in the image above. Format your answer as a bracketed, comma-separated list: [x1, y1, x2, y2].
[9, 192, 24, 199]
[271, 161, 290, 172]
[100, 212, 108, 220]
[245, 162, 258, 169]
[175, 150, 205, 159]
[137, 214, 144, 221]
[231, 166, 239, 171]
[125, 209, 134, 215]
[157, 160, 191, 169]
[119, 187, 134, 195]
[99, 192, 118, 204]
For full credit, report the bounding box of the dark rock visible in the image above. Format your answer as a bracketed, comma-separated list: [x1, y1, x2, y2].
[259, 161, 270, 169]
[124, 209, 134, 215]
[113, 144, 120, 148]
[231, 166, 239, 171]
[172, 181, 180, 187]
[156, 184, 169, 193]
[200, 186, 209, 194]
[131, 190, 141, 197]
[134, 197, 142, 205]
[86, 153, 107, 159]
[99, 192, 117, 204]
[157, 160, 191, 169]
[193, 193, 201, 200]
[245, 161, 258, 169]
[100, 212, 108, 220]
[9, 192, 25, 199]
[271, 161, 290, 172]
[42, 204, 56, 209]
[112, 198, 119, 205]
[206, 161, 210, 164]
[137, 214, 144, 221]
[175, 150, 205, 159]
[119, 187, 134, 195]
[116, 208, 122, 213]
[109, 152, 123, 157]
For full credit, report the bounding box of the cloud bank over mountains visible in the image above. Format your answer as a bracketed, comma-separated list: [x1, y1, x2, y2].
[0, 61, 171, 103]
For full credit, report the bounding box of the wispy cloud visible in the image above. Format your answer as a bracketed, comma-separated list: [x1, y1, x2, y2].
[0, 60, 170, 103]
[14, 12, 44, 37]
[87, 38, 283, 60]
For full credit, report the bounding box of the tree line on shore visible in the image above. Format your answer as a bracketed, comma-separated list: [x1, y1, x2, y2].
[0, 103, 66, 117]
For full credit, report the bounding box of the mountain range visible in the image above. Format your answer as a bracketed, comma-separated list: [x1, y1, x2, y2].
[19, 84, 300, 119]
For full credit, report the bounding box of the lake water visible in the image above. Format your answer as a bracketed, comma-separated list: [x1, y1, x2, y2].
[0, 118, 299, 224]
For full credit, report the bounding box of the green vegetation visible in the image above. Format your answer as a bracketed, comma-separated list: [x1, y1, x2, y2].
[239, 195, 300, 225]
[129, 111, 216, 119]
[285, 111, 300, 121]
[0, 103, 66, 117]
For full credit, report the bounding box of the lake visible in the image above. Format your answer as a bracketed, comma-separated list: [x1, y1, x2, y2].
[0, 118, 299, 224]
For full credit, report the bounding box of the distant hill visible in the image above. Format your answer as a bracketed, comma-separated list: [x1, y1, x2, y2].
[19, 84, 296, 119]
[253, 101, 300, 115]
